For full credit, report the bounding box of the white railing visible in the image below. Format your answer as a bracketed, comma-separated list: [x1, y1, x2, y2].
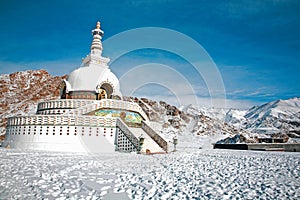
[6, 115, 117, 127]
[36, 99, 149, 122]
[37, 99, 94, 112]
[65, 99, 149, 120]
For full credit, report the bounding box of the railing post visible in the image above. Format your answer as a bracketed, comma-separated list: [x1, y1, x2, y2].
[138, 136, 144, 153]
[173, 137, 178, 152]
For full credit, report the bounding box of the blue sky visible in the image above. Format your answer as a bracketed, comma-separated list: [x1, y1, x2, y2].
[0, 0, 299, 108]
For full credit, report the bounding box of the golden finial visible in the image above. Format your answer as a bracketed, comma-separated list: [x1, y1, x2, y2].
[96, 21, 100, 29]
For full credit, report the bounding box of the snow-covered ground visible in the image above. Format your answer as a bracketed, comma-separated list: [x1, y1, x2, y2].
[0, 143, 299, 199]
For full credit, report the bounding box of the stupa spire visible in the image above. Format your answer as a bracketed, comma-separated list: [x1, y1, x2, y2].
[91, 21, 104, 54]
[82, 21, 110, 67]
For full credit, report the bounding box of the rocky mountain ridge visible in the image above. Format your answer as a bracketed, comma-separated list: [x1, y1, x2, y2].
[0, 70, 67, 135]
[122, 97, 240, 140]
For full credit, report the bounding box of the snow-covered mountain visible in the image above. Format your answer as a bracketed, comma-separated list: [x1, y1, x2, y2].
[224, 109, 247, 129]
[0, 70, 299, 144]
[220, 98, 300, 144]
[225, 98, 300, 138]
[244, 98, 300, 134]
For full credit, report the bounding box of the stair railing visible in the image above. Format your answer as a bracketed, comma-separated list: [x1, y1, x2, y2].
[141, 121, 168, 152]
[116, 118, 140, 150]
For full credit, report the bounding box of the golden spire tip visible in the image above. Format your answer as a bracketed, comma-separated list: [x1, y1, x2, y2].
[96, 21, 100, 29]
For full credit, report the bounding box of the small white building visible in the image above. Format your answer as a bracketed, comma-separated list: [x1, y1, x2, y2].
[3, 22, 169, 154]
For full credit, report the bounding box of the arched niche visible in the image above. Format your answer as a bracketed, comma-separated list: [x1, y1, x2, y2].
[96, 83, 114, 100]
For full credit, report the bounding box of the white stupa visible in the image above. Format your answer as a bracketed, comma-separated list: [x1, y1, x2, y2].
[3, 22, 169, 154]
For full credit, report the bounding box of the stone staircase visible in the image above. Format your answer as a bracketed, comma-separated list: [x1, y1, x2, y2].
[116, 118, 169, 154]
[128, 127, 165, 154]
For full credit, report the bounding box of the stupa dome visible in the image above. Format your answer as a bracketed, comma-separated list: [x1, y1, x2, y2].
[66, 65, 121, 95]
